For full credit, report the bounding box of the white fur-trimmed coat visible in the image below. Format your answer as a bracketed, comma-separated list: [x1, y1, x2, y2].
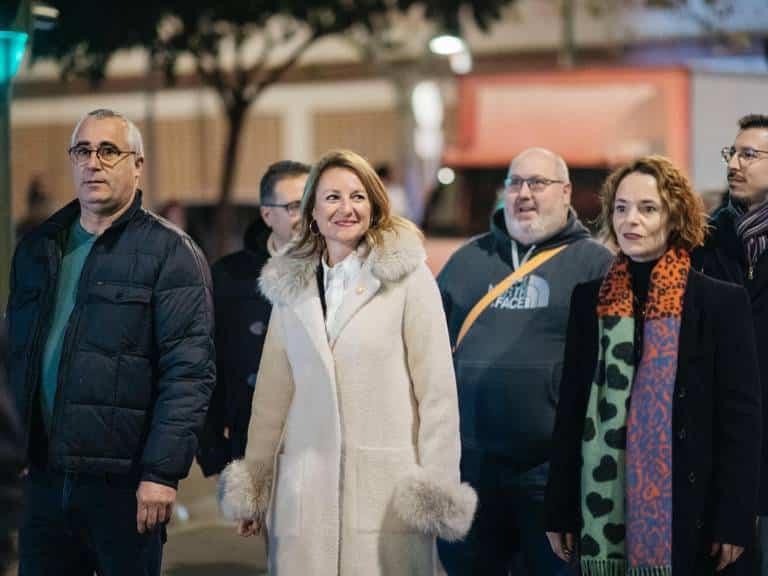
[219, 225, 476, 575]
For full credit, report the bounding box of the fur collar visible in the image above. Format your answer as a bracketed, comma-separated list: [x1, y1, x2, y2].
[259, 225, 425, 305]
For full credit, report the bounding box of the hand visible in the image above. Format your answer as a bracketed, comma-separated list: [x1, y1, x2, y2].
[546, 531, 576, 562]
[136, 481, 177, 534]
[710, 542, 744, 572]
[237, 517, 264, 537]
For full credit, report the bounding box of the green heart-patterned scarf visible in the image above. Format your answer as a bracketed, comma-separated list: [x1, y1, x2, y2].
[580, 249, 689, 576]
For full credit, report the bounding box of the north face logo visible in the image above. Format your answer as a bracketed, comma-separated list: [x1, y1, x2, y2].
[490, 274, 550, 310]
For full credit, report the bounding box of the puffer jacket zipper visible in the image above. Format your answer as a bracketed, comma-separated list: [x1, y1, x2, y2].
[48, 233, 101, 462]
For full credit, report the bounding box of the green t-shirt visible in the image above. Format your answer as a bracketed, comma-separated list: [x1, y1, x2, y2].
[40, 219, 97, 433]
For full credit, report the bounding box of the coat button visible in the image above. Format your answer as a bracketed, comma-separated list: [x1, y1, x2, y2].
[249, 321, 265, 336]
[677, 387, 686, 399]
[356, 286, 365, 295]
[678, 428, 686, 440]
[247, 373, 257, 387]
[688, 472, 696, 484]
[696, 519, 704, 529]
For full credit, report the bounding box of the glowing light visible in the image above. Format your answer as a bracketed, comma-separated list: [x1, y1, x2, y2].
[428, 34, 466, 56]
[437, 167, 455, 185]
[411, 81, 443, 129]
[450, 50, 472, 75]
[0, 31, 28, 83]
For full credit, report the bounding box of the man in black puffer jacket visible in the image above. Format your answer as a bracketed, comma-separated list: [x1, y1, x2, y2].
[6, 109, 215, 576]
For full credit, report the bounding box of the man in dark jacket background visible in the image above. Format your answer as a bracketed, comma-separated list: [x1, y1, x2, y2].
[6, 109, 215, 575]
[197, 160, 308, 476]
[693, 113, 768, 574]
[437, 148, 613, 575]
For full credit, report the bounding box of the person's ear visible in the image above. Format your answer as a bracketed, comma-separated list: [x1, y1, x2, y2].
[260, 206, 272, 227]
[562, 182, 572, 204]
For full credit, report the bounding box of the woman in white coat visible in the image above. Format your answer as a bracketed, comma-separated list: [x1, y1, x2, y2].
[218, 149, 476, 575]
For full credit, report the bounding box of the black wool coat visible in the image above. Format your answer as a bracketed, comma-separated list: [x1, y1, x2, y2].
[692, 206, 768, 513]
[196, 217, 272, 476]
[545, 270, 761, 575]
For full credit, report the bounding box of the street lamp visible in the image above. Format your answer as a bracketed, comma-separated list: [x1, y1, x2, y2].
[428, 33, 466, 56]
[0, 30, 27, 82]
[427, 13, 472, 75]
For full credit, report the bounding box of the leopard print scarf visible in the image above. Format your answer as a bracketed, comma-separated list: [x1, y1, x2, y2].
[580, 249, 689, 576]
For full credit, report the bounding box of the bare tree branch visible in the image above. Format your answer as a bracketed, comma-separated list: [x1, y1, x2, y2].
[189, 40, 231, 102]
[242, 27, 320, 102]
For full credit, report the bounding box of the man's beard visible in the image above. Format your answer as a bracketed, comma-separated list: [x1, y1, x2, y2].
[507, 209, 569, 244]
[506, 216, 547, 245]
[736, 190, 768, 212]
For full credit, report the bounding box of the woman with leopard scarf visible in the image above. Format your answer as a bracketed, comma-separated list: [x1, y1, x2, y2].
[544, 156, 761, 576]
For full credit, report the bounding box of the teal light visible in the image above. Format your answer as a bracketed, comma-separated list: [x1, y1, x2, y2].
[0, 30, 28, 83]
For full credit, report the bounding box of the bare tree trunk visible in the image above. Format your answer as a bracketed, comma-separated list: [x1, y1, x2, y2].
[214, 97, 248, 259]
[559, 0, 576, 68]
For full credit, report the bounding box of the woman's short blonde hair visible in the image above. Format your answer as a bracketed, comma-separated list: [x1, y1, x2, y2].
[289, 149, 419, 258]
[600, 155, 707, 252]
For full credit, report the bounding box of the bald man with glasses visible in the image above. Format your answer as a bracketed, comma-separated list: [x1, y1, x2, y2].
[436, 148, 612, 575]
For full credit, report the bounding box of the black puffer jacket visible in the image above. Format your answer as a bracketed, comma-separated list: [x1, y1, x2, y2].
[6, 191, 215, 487]
[197, 217, 271, 476]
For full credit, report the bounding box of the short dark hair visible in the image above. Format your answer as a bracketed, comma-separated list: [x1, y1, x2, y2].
[259, 160, 310, 205]
[739, 114, 768, 131]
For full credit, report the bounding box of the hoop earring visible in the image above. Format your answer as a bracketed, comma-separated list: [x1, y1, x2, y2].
[310, 220, 320, 236]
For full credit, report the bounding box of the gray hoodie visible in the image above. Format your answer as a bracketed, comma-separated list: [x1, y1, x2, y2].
[438, 207, 613, 465]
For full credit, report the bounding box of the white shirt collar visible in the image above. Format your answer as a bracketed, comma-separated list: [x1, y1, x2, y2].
[322, 251, 362, 286]
[321, 251, 363, 334]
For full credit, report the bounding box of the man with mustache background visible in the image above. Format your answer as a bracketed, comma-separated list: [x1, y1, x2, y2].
[436, 147, 612, 575]
[694, 113, 768, 575]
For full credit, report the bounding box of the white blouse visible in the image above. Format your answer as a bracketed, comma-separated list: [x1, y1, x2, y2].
[321, 252, 363, 335]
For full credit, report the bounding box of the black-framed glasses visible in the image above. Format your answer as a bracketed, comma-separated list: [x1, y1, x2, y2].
[68, 144, 137, 167]
[504, 175, 564, 193]
[262, 201, 301, 216]
[721, 146, 768, 165]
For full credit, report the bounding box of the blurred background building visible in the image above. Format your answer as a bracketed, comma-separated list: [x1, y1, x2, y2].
[7, 0, 768, 262]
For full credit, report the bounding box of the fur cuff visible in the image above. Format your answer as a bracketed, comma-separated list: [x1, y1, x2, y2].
[217, 459, 273, 522]
[392, 468, 477, 542]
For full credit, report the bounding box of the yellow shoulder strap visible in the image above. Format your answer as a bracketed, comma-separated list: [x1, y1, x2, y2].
[453, 244, 568, 353]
